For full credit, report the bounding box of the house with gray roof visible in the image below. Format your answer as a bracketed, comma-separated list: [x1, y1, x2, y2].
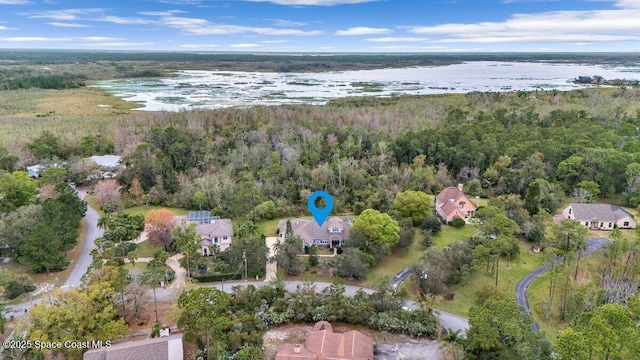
[562, 203, 636, 230]
[186, 211, 233, 255]
[83, 333, 183, 360]
[277, 217, 351, 248]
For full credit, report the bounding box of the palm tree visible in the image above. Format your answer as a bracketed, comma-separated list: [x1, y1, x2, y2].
[127, 250, 138, 268]
[439, 329, 465, 360]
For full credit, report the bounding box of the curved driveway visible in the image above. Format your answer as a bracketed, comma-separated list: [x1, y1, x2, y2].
[514, 237, 608, 332]
[62, 189, 103, 288]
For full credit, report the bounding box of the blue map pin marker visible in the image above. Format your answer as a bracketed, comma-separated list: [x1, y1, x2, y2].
[308, 191, 333, 227]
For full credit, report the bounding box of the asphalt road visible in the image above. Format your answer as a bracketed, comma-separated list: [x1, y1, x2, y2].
[514, 237, 609, 332]
[63, 189, 103, 288]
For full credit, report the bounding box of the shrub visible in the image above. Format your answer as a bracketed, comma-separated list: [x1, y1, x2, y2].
[421, 230, 434, 248]
[191, 273, 242, 282]
[450, 217, 466, 228]
[421, 214, 442, 235]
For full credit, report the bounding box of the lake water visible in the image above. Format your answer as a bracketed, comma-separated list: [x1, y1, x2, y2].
[93, 61, 640, 111]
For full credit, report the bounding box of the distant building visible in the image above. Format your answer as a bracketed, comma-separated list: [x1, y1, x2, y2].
[27, 165, 46, 178]
[83, 333, 183, 360]
[562, 203, 636, 230]
[276, 321, 374, 360]
[90, 155, 124, 179]
[277, 217, 352, 248]
[187, 210, 233, 255]
[435, 184, 478, 223]
[26, 162, 65, 178]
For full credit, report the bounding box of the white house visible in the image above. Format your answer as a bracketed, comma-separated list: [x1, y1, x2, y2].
[562, 203, 636, 230]
[187, 211, 233, 256]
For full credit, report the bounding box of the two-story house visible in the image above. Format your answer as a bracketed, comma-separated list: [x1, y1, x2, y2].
[187, 210, 233, 256]
[435, 184, 478, 223]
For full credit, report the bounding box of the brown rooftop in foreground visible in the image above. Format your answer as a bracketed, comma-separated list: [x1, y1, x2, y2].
[276, 321, 374, 360]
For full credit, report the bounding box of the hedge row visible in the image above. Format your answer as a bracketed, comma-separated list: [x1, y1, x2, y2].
[191, 273, 242, 282]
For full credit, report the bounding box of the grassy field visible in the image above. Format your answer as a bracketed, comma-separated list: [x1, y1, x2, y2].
[0, 87, 139, 149]
[434, 239, 547, 317]
[366, 228, 426, 286]
[527, 253, 607, 342]
[135, 240, 166, 258]
[433, 225, 479, 249]
[83, 194, 190, 219]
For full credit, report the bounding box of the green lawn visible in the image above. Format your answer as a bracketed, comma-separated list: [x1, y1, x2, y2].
[123, 261, 148, 272]
[125, 205, 190, 218]
[135, 240, 164, 258]
[366, 228, 426, 286]
[527, 251, 610, 343]
[83, 194, 189, 218]
[435, 240, 546, 317]
[434, 225, 479, 249]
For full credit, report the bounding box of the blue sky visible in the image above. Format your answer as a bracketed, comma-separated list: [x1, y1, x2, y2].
[0, 0, 639, 51]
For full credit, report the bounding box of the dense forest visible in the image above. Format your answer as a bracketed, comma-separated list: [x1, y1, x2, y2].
[9, 88, 640, 221]
[2, 76, 640, 359]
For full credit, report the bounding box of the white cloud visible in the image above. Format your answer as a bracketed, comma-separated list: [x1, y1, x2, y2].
[27, 8, 152, 25]
[138, 10, 186, 16]
[80, 42, 154, 47]
[262, 39, 287, 43]
[371, 45, 483, 52]
[271, 19, 307, 27]
[159, 0, 202, 4]
[81, 36, 125, 41]
[47, 22, 90, 28]
[0, 36, 72, 41]
[335, 26, 391, 35]
[0, 0, 29, 4]
[97, 15, 153, 25]
[365, 37, 428, 42]
[180, 43, 218, 48]
[615, 0, 640, 8]
[406, 4, 640, 44]
[27, 8, 104, 21]
[246, 0, 378, 5]
[158, 15, 323, 35]
[231, 43, 261, 48]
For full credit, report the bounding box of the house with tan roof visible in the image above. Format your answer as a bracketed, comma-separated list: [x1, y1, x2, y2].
[562, 203, 636, 230]
[186, 211, 233, 256]
[435, 184, 478, 223]
[277, 217, 351, 248]
[276, 321, 374, 360]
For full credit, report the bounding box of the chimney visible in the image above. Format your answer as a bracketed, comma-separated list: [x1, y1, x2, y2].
[294, 344, 301, 354]
[457, 183, 463, 192]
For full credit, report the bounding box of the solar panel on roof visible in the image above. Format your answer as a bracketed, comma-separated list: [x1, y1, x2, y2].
[188, 210, 212, 225]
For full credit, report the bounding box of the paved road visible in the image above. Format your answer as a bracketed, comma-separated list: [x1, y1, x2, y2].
[514, 237, 608, 332]
[63, 189, 102, 288]
[390, 268, 412, 289]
